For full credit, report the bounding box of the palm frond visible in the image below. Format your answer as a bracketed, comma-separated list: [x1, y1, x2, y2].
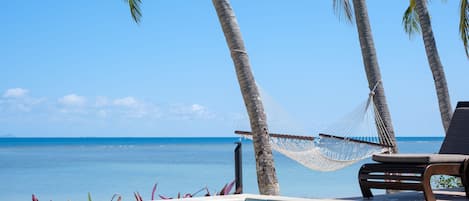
[127, 0, 142, 23]
[402, 0, 421, 38]
[460, 0, 469, 58]
[333, 0, 353, 23]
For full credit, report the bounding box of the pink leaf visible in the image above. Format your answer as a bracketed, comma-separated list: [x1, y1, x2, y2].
[134, 192, 143, 201]
[218, 184, 228, 195]
[111, 194, 122, 201]
[137, 192, 143, 201]
[32, 194, 39, 201]
[151, 183, 158, 200]
[223, 180, 236, 195]
[159, 194, 172, 200]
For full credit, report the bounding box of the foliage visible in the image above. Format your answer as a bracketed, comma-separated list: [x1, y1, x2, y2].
[31, 180, 238, 201]
[127, 0, 142, 23]
[403, 0, 469, 58]
[402, 0, 421, 38]
[332, 0, 353, 23]
[32, 194, 39, 201]
[432, 175, 463, 189]
[460, 0, 469, 57]
[111, 193, 123, 201]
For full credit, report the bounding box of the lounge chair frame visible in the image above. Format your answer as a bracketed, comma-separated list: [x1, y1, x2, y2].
[358, 101, 469, 201]
[359, 160, 469, 201]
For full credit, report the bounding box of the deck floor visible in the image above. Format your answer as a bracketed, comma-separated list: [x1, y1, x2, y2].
[179, 188, 467, 201]
[341, 189, 467, 201]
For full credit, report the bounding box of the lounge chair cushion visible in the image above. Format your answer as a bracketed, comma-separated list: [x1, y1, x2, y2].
[372, 153, 469, 164]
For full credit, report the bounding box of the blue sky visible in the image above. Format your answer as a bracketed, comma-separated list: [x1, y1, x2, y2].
[1, 1, 468, 137]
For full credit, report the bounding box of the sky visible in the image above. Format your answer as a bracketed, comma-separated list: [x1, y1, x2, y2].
[1, 0, 468, 137]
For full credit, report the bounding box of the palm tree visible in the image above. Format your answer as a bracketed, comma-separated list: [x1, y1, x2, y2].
[404, 0, 469, 58]
[402, 0, 453, 132]
[125, 0, 280, 195]
[333, 0, 399, 153]
[460, 0, 469, 58]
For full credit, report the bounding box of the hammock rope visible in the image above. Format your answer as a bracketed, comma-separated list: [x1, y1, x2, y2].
[236, 83, 394, 172]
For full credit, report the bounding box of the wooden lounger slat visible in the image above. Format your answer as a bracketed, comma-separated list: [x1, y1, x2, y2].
[360, 181, 424, 191]
[359, 174, 422, 181]
[234, 130, 315, 141]
[318, 133, 393, 148]
[360, 164, 427, 174]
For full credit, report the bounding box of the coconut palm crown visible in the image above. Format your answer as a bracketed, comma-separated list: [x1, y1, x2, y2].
[403, 0, 469, 58]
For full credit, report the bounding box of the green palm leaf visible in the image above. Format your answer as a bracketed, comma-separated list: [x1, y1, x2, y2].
[460, 0, 469, 57]
[127, 0, 142, 23]
[333, 0, 353, 23]
[402, 0, 421, 38]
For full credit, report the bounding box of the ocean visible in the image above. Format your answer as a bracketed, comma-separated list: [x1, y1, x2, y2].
[0, 137, 443, 201]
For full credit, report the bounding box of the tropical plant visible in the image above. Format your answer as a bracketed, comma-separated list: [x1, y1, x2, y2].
[111, 193, 123, 201]
[32, 194, 39, 201]
[158, 180, 237, 199]
[333, 0, 399, 153]
[432, 175, 463, 189]
[402, 0, 453, 132]
[404, 0, 469, 57]
[31, 180, 238, 201]
[124, 0, 279, 195]
[460, 0, 469, 58]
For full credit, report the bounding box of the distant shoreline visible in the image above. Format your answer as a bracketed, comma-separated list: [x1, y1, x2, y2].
[0, 136, 444, 147]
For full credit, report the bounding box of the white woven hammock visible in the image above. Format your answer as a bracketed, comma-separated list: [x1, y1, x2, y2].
[236, 92, 394, 172]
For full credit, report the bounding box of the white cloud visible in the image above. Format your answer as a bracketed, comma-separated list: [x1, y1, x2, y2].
[112, 97, 155, 118]
[0, 88, 45, 112]
[58, 94, 86, 106]
[192, 104, 215, 119]
[191, 104, 204, 112]
[95, 96, 109, 107]
[170, 103, 215, 120]
[3, 88, 28, 98]
[114, 97, 139, 107]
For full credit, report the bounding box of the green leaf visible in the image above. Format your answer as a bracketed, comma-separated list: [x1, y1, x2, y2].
[88, 192, 92, 201]
[333, 0, 353, 23]
[402, 0, 421, 38]
[460, 0, 469, 58]
[127, 0, 142, 23]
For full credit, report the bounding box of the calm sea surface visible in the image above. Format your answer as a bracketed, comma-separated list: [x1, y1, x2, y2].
[0, 137, 443, 201]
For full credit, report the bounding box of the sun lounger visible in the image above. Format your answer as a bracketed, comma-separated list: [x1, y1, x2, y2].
[358, 101, 469, 201]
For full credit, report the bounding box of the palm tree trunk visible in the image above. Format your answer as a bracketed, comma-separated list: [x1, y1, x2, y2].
[414, 0, 453, 132]
[352, 0, 398, 153]
[212, 0, 280, 195]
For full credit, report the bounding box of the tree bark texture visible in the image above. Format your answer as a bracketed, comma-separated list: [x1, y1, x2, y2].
[212, 0, 280, 195]
[414, 0, 453, 132]
[352, 0, 399, 153]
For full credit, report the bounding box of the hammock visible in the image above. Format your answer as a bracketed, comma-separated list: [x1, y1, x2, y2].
[235, 90, 394, 172]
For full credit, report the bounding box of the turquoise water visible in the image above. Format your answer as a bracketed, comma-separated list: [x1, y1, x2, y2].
[0, 137, 443, 201]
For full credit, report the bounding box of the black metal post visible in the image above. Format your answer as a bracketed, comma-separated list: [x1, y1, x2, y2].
[234, 141, 243, 194]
